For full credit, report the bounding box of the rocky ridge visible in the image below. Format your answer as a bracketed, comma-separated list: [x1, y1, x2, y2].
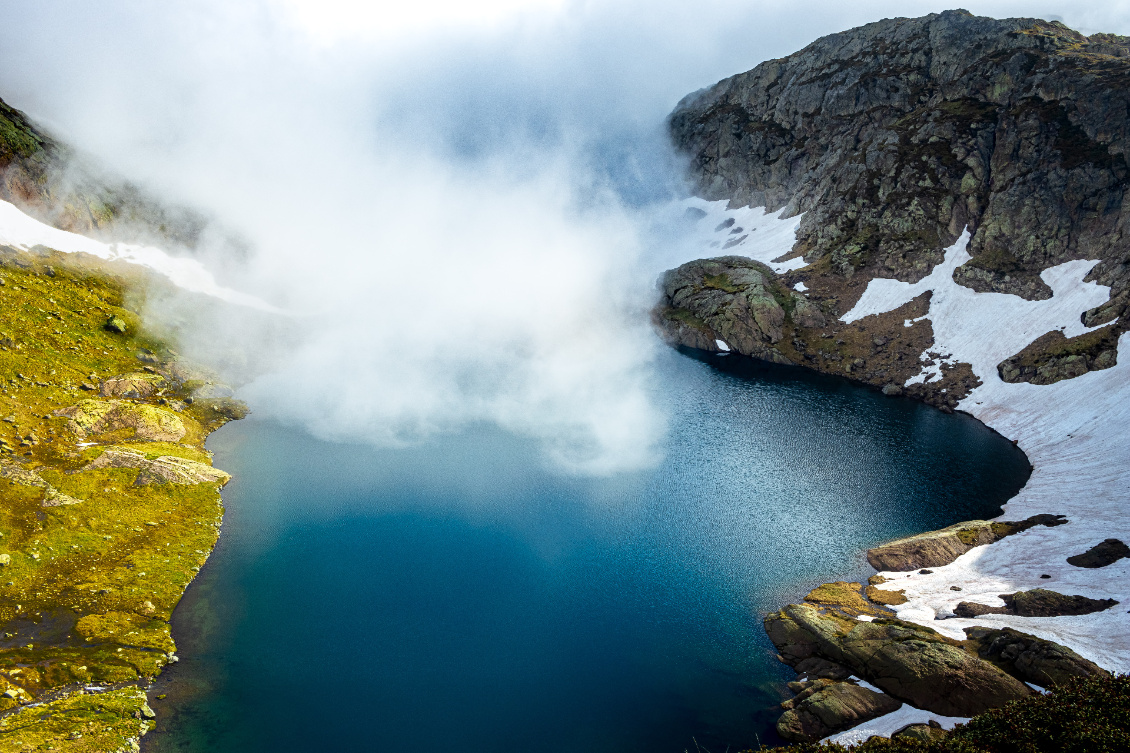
[659, 9, 1130, 407]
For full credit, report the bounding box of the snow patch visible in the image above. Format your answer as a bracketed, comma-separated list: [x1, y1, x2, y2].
[678, 198, 806, 273]
[0, 200, 276, 311]
[824, 706, 968, 746]
[715, 339, 731, 352]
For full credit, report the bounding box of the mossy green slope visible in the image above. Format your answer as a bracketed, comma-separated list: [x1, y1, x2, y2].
[0, 245, 245, 752]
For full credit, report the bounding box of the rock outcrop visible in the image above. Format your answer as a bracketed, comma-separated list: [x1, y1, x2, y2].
[965, 626, 1112, 687]
[866, 514, 1067, 571]
[55, 399, 187, 442]
[84, 447, 231, 486]
[654, 256, 808, 363]
[997, 325, 1120, 384]
[953, 589, 1119, 618]
[777, 679, 901, 742]
[1066, 538, 1130, 568]
[765, 603, 1033, 717]
[1, 94, 209, 246]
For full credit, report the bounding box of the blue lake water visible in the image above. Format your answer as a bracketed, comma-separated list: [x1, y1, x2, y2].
[143, 349, 1030, 753]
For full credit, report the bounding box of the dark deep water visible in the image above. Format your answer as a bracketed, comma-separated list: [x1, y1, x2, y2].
[144, 350, 1030, 753]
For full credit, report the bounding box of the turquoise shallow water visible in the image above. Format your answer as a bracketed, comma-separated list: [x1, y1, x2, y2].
[144, 349, 1029, 753]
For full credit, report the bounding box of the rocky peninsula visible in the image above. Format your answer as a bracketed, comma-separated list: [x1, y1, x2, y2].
[658, 10, 1129, 745]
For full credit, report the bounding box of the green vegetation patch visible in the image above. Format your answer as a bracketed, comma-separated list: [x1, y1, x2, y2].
[0, 247, 244, 748]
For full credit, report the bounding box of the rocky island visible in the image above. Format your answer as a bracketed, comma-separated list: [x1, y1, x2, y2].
[658, 9, 1129, 747]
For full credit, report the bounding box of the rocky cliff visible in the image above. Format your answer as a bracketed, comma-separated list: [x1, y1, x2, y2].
[658, 10, 1129, 406]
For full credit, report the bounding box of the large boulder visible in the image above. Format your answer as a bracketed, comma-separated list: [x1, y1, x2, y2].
[766, 604, 1032, 716]
[777, 681, 902, 742]
[654, 257, 799, 363]
[965, 627, 1111, 688]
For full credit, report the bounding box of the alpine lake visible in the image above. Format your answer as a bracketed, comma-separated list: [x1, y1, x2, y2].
[143, 348, 1030, 753]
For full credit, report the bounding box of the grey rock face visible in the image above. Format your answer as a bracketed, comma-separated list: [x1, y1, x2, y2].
[670, 9, 1130, 338]
[654, 256, 802, 363]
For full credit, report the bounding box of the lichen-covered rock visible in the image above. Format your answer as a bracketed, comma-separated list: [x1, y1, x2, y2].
[1066, 538, 1130, 568]
[965, 626, 1111, 687]
[867, 515, 1067, 571]
[85, 447, 231, 486]
[765, 604, 1032, 716]
[654, 256, 809, 363]
[867, 520, 998, 571]
[777, 681, 902, 742]
[100, 372, 165, 398]
[804, 580, 895, 617]
[56, 399, 187, 442]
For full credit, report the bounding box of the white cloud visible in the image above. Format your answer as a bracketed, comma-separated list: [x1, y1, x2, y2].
[0, 0, 1128, 473]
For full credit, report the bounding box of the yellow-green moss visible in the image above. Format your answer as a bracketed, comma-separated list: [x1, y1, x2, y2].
[0, 248, 243, 750]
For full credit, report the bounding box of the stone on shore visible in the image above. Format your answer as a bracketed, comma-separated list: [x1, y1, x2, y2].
[777, 681, 902, 742]
[965, 626, 1111, 688]
[765, 604, 1032, 716]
